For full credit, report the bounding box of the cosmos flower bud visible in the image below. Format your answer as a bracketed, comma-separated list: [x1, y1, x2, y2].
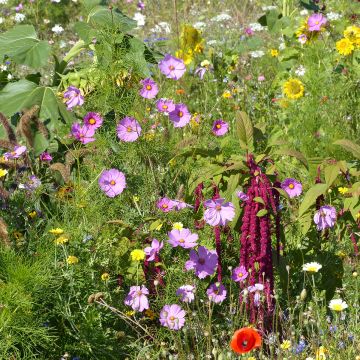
[300, 289, 307, 301]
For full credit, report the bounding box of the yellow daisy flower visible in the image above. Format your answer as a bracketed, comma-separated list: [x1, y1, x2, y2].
[49, 228, 64, 235]
[130, 249, 145, 262]
[336, 38, 354, 56]
[0, 169, 8, 177]
[270, 49, 279, 57]
[173, 222, 184, 230]
[283, 78, 304, 99]
[67, 255, 79, 265]
[55, 236, 69, 245]
[344, 25, 360, 47]
[222, 90, 232, 99]
[280, 340, 291, 350]
[338, 187, 349, 195]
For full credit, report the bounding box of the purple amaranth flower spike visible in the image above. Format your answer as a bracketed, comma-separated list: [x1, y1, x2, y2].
[159, 304, 186, 330]
[203, 198, 235, 226]
[156, 98, 175, 114]
[176, 285, 195, 303]
[169, 104, 191, 128]
[232, 265, 249, 282]
[139, 78, 159, 99]
[156, 197, 176, 212]
[39, 152, 52, 162]
[307, 13, 327, 32]
[212, 119, 229, 136]
[281, 178, 302, 198]
[314, 205, 336, 231]
[4, 145, 27, 160]
[144, 238, 163, 261]
[83, 112, 103, 130]
[185, 246, 218, 279]
[71, 123, 96, 144]
[168, 228, 198, 248]
[98, 169, 126, 198]
[124, 285, 149, 312]
[63, 86, 84, 110]
[117, 117, 142, 142]
[158, 54, 186, 80]
[207, 282, 227, 304]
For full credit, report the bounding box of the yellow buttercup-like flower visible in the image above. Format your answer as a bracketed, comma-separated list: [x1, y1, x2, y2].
[0, 169, 8, 177]
[338, 187, 349, 195]
[344, 25, 360, 47]
[280, 340, 291, 350]
[175, 49, 194, 65]
[125, 310, 135, 316]
[55, 236, 69, 245]
[101, 272, 110, 281]
[49, 228, 64, 235]
[270, 49, 279, 57]
[130, 249, 145, 262]
[173, 222, 184, 230]
[315, 346, 327, 360]
[28, 211, 37, 219]
[222, 90, 232, 99]
[283, 78, 304, 99]
[67, 255, 79, 265]
[336, 38, 354, 56]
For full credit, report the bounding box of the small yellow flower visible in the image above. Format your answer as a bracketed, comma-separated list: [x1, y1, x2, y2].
[280, 340, 291, 350]
[28, 211, 37, 219]
[168, 158, 177, 167]
[125, 310, 135, 316]
[356, 212, 360, 219]
[101, 272, 110, 281]
[336, 38, 354, 56]
[175, 49, 194, 65]
[283, 78, 304, 99]
[200, 59, 211, 67]
[344, 25, 360, 47]
[133, 195, 140, 202]
[338, 187, 349, 195]
[49, 228, 64, 235]
[173, 222, 184, 230]
[0, 169, 8, 177]
[270, 49, 279, 57]
[67, 255, 79, 265]
[279, 99, 290, 108]
[222, 90, 232, 99]
[55, 236, 69, 245]
[315, 346, 327, 360]
[130, 249, 145, 262]
[144, 309, 156, 320]
[247, 357, 256, 360]
[144, 132, 155, 141]
[155, 222, 163, 231]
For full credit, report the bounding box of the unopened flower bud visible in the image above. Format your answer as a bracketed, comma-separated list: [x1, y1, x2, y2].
[154, 280, 159, 286]
[300, 288, 307, 301]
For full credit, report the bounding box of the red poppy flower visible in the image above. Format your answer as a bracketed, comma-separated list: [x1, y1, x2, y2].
[230, 327, 262, 354]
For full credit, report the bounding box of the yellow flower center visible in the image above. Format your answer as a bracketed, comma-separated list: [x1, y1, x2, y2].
[162, 204, 168, 209]
[179, 239, 185, 243]
[126, 126, 133, 132]
[215, 205, 221, 211]
[315, 21, 319, 25]
[162, 105, 168, 109]
[146, 85, 152, 90]
[238, 272, 243, 278]
[89, 118, 96, 125]
[110, 180, 116, 185]
[169, 316, 175, 321]
[288, 183, 294, 189]
[216, 124, 221, 129]
[178, 111, 183, 117]
[332, 304, 343, 311]
[169, 65, 175, 70]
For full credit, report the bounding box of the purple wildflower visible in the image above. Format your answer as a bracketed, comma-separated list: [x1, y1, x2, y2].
[158, 54, 186, 80]
[212, 119, 229, 136]
[232, 265, 249, 282]
[4, 145, 27, 160]
[71, 123, 96, 144]
[139, 78, 159, 99]
[124, 285, 149, 312]
[137, 1, 145, 10]
[83, 112, 103, 130]
[203, 198, 235, 226]
[206, 283, 227, 304]
[281, 178, 302, 198]
[144, 238, 163, 261]
[15, 3, 23, 12]
[194, 66, 207, 79]
[39, 152, 52, 162]
[185, 246, 218, 279]
[156, 197, 176, 212]
[23, 175, 41, 191]
[168, 228, 198, 248]
[237, 191, 249, 201]
[248, 283, 264, 307]
[173, 199, 193, 210]
[169, 104, 191, 128]
[159, 304, 186, 330]
[176, 285, 195, 303]
[307, 13, 327, 32]
[298, 34, 308, 44]
[63, 86, 84, 110]
[314, 205, 336, 231]
[117, 117, 142, 142]
[156, 98, 175, 114]
[98, 169, 126, 198]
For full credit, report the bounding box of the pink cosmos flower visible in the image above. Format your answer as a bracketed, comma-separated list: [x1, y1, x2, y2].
[117, 117, 142, 142]
[245, 27, 254, 36]
[185, 246, 218, 279]
[139, 78, 159, 99]
[83, 112, 103, 130]
[173, 199, 193, 210]
[159, 304, 186, 330]
[212, 119, 229, 136]
[258, 75, 265, 82]
[144, 238, 163, 261]
[169, 104, 191, 128]
[307, 13, 327, 32]
[4, 145, 27, 160]
[156, 98, 175, 114]
[71, 123, 96, 144]
[232, 265, 248, 282]
[157, 197, 176, 212]
[194, 66, 207, 79]
[281, 178, 302, 198]
[98, 169, 126, 198]
[298, 34, 308, 44]
[314, 205, 336, 231]
[237, 191, 249, 201]
[158, 54, 186, 80]
[63, 86, 84, 110]
[207, 283, 227, 304]
[176, 285, 195, 303]
[168, 228, 198, 249]
[124, 285, 149, 312]
[248, 283, 264, 307]
[39, 152, 52, 162]
[203, 198, 235, 226]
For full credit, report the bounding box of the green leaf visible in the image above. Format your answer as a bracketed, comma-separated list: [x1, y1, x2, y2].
[299, 183, 328, 217]
[274, 148, 308, 169]
[225, 173, 240, 200]
[33, 132, 49, 156]
[324, 163, 340, 188]
[253, 197, 265, 205]
[334, 139, 360, 159]
[235, 111, 254, 151]
[256, 209, 268, 217]
[0, 25, 51, 68]
[74, 22, 96, 43]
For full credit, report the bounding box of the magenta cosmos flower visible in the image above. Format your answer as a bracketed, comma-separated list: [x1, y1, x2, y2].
[158, 54, 186, 80]
[39, 152, 52, 162]
[156, 98, 175, 114]
[83, 112, 103, 130]
[117, 117, 142, 142]
[98, 169, 126, 198]
[281, 178, 302, 198]
[203, 198, 235, 226]
[168, 228, 198, 249]
[71, 123, 95, 144]
[314, 205, 336, 231]
[307, 13, 327, 32]
[185, 246, 218, 279]
[144, 238, 163, 261]
[232, 265, 248, 282]
[159, 304, 186, 330]
[124, 285, 149, 312]
[176, 285, 195, 303]
[4, 145, 27, 160]
[237, 191, 249, 202]
[156, 197, 176, 212]
[139, 78, 159, 99]
[212, 119, 229, 136]
[169, 104, 191, 128]
[207, 283, 227, 304]
[63, 86, 84, 110]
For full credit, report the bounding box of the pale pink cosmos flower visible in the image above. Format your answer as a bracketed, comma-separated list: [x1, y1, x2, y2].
[176, 285, 195, 303]
[314, 205, 336, 231]
[159, 304, 186, 330]
[144, 239, 163, 261]
[169, 104, 191, 128]
[185, 246, 218, 279]
[98, 169, 126, 198]
[117, 117, 142, 142]
[158, 54, 186, 80]
[207, 283, 227, 304]
[307, 13, 327, 32]
[71, 123, 96, 144]
[139, 78, 159, 99]
[124, 285, 149, 312]
[168, 228, 198, 248]
[4, 145, 27, 160]
[156, 98, 175, 114]
[203, 198, 235, 226]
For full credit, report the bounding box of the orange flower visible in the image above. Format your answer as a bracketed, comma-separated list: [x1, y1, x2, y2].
[230, 327, 262, 354]
[176, 88, 186, 95]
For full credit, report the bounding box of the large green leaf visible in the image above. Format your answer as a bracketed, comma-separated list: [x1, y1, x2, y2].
[334, 139, 360, 159]
[235, 111, 254, 151]
[0, 25, 51, 68]
[298, 183, 328, 217]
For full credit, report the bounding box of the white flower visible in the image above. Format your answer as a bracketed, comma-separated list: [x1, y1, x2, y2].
[329, 299, 348, 312]
[279, 42, 286, 50]
[207, 40, 218, 46]
[327, 12, 342, 21]
[44, 19, 50, 24]
[262, 5, 277, 11]
[7, 74, 12, 80]
[249, 50, 265, 58]
[151, 21, 171, 33]
[302, 262, 322, 273]
[300, 9, 308, 16]
[193, 21, 206, 30]
[295, 65, 306, 76]
[0, 17, 4, 24]
[59, 40, 66, 48]
[51, 0, 61, 2]
[51, 24, 64, 34]
[0, 0, 8, 4]
[211, 13, 232, 22]
[0, 65, 7, 71]
[133, 12, 145, 27]
[249, 22, 264, 32]
[305, 358, 315, 360]
[14, 13, 25, 23]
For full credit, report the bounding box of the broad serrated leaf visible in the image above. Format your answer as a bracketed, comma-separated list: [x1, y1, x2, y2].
[0, 25, 50, 68]
[299, 183, 328, 217]
[235, 111, 254, 151]
[334, 139, 360, 159]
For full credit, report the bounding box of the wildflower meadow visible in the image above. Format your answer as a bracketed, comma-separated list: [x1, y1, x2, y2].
[0, 0, 360, 359]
